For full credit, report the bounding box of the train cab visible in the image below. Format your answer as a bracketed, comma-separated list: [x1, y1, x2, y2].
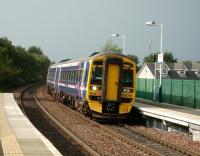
[86, 53, 136, 118]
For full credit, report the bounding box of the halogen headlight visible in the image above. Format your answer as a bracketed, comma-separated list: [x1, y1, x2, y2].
[90, 86, 101, 91]
[126, 89, 131, 93]
[122, 88, 133, 93]
[123, 88, 127, 92]
[92, 86, 97, 91]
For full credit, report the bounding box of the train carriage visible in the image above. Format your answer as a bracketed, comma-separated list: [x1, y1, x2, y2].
[47, 52, 136, 119]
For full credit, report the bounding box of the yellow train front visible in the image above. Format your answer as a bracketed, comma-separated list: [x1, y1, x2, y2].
[86, 52, 136, 118]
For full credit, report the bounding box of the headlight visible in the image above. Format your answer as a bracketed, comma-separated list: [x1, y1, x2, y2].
[123, 88, 127, 92]
[90, 86, 101, 91]
[122, 88, 133, 93]
[92, 86, 97, 91]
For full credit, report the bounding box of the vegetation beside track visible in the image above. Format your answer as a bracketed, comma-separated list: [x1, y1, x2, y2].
[0, 37, 51, 91]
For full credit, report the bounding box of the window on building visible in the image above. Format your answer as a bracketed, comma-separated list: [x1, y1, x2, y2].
[197, 70, 200, 76]
[162, 68, 168, 75]
[180, 69, 185, 75]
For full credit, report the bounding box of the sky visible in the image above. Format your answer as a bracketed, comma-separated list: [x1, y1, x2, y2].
[0, 0, 200, 63]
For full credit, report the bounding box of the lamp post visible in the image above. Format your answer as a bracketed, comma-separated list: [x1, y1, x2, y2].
[111, 33, 126, 55]
[146, 21, 163, 102]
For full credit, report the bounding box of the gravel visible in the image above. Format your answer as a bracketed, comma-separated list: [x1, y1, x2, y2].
[36, 86, 151, 156]
[23, 84, 200, 155]
[129, 125, 200, 154]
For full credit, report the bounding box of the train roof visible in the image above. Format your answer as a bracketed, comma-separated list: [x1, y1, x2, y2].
[49, 52, 133, 68]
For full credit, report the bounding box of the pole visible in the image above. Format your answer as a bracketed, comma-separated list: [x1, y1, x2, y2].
[153, 62, 156, 100]
[145, 21, 163, 102]
[158, 24, 163, 102]
[194, 80, 196, 108]
[122, 35, 126, 55]
[160, 24, 163, 55]
[159, 24, 163, 87]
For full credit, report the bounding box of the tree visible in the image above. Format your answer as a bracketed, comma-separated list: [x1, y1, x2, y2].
[27, 46, 43, 55]
[164, 51, 177, 63]
[181, 60, 192, 64]
[101, 40, 122, 53]
[0, 37, 12, 47]
[143, 53, 158, 63]
[0, 37, 51, 91]
[143, 51, 177, 63]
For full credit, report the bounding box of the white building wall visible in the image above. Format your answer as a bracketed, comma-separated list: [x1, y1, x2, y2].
[137, 66, 155, 79]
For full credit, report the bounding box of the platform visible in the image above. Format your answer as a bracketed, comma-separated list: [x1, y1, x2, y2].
[134, 98, 200, 141]
[0, 93, 62, 156]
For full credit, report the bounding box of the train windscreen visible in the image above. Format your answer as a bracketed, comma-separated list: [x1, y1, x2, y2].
[91, 66, 102, 85]
[122, 69, 133, 87]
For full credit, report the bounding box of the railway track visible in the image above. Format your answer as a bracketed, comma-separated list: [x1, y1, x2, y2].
[102, 122, 198, 156]
[123, 124, 200, 156]
[36, 85, 163, 156]
[19, 85, 200, 156]
[20, 85, 89, 156]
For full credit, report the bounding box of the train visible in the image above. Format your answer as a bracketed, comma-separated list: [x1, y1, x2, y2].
[47, 52, 136, 119]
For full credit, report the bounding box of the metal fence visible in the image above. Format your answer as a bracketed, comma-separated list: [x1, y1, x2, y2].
[136, 78, 200, 109]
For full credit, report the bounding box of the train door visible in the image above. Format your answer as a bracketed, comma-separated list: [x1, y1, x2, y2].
[80, 61, 88, 100]
[103, 58, 123, 102]
[106, 64, 120, 101]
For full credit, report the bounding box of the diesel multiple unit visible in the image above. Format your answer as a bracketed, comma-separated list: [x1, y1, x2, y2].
[47, 52, 136, 118]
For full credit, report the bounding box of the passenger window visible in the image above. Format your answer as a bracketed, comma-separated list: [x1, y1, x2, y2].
[72, 71, 75, 82]
[67, 71, 69, 81]
[75, 70, 79, 82]
[69, 71, 72, 82]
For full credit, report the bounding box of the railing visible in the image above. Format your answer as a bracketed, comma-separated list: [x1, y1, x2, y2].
[136, 78, 200, 109]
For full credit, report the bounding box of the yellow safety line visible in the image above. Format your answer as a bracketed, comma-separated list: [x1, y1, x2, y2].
[0, 94, 24, 156]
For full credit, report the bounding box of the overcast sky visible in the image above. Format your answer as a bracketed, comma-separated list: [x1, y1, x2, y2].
[0, 0, 200, 62]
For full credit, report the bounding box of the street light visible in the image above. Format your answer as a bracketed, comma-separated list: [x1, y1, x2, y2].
[146, 21, 163, 102]
[111, 33, 126, 55]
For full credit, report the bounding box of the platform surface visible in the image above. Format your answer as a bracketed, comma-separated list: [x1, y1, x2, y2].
[134, 98, 200, 128]
[0, 93, 62, 156]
